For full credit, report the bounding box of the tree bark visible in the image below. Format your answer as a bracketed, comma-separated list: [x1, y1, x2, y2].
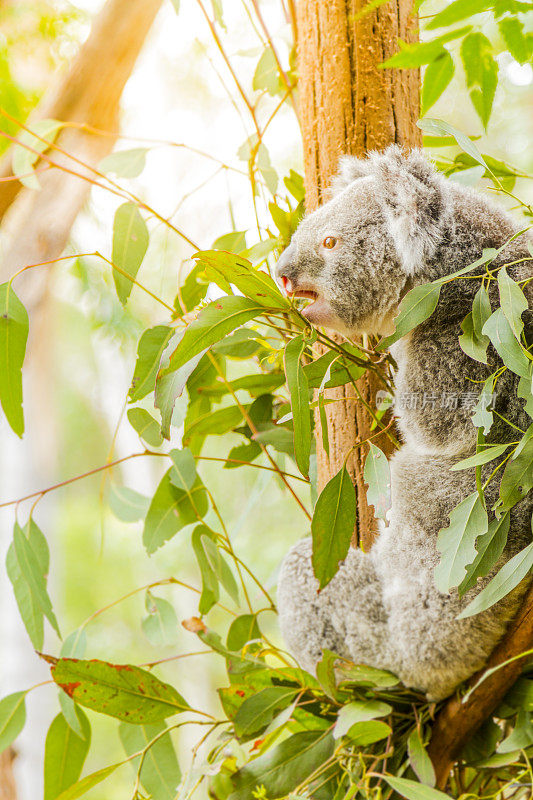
[297, 0, 420, 548]
[0, 748, 17, 800]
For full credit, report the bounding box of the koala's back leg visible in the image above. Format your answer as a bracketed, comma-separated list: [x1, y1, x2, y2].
[277, 537, 396, 675]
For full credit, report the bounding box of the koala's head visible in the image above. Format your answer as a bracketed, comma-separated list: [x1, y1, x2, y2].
[276, 146, 451, 336]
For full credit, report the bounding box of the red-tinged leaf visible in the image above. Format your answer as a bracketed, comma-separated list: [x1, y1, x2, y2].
[49, 657, 190, 723]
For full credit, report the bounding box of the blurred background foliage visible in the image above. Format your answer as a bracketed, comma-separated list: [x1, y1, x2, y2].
[0, 0, 532, 798]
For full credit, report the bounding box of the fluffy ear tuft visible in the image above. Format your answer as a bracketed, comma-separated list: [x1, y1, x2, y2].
[329, 155, 371, 196]
[370, 146, 451, 273]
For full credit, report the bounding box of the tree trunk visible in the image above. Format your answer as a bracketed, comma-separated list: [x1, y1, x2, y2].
[297, 0, 420, 548]
[0, 748, 17, 800]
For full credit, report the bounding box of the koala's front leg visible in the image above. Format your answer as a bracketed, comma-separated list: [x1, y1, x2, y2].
[277, 538, 396, 675]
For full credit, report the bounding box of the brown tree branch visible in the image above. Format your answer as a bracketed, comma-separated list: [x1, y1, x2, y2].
[428, 583, 533, 789]
[0, 0, 162, 223]
[0, 748, 17, 800]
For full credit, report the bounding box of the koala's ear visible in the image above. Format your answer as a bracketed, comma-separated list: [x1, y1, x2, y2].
[329, 155, 370, 195]
[370, 146, 450, 274]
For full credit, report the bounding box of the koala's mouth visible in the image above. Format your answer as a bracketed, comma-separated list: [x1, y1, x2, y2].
[281, 277, 319, 306]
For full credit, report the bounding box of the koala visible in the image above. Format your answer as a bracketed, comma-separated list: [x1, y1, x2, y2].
[275, 146, 533, 701]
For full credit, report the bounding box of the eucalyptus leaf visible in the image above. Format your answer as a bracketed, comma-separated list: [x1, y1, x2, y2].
[111, 202, 149, 305]
[284, 335, 311, 477]
[50, 657, 190, 723]
[312, 465, 356, 590]
[459, 542, 533, 618]
[434, 492, 488, 593]
[0, 283, 29, 437]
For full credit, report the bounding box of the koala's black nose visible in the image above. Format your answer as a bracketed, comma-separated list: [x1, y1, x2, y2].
[275, 242, 297, 291]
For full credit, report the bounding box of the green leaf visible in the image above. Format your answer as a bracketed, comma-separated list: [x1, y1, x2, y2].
[378, 282, 441, 350]
[458, 312, 486, 363]
[303, 350, 365, 389]
[50, 657, 190, 723]
[364, 443, 391, 522]
[482, 308, 530, 379]
[13, 523, 60, 637]
[253, 47, 284, 96]
[191, 526, 220, 615]
[54, 763, 124, 800]
[44, 710, 91, 800]
[472, 376, 495, 434]
[459, 542, 533, 618]
[212, 328, 263, 359]
[382, 775, 452, 799]
[130, 325, 173, 402]
[142, 591, 179, 647]
[6, 523, 45, 649]
[459, 283, 491, 363]
[499, 17, 532, 64]
[183, 404, 243, 443]
[284, 335, 311, 477]
[229, 731, 334, 800]
[169, 448, 197, 491]
[12, 119, 63, 189]
[202, 534, 240, 605]
[434, 492, 488, 593]
[408, 727, 436, 787]
[99, 148, 148, 178]
[119, 721, 181, 800]
[458, 513, 510, 595]
[426, 0, 492, 29]
[341, 719, 391, 746]
[156, 344, 204, 440]
[498, 266, 528, 339]
[199, 372, 285, 398]
[226, 614, 261, 651]
[233, 687, 298, 738]
[422, 51, 454, 114]
[383, 28, 471, 68]
[0, 692, 26, 754]
[257, 143, 278, 195]
[383, 41, 445, 68]
[127, 407, 163, 447]
[143, 470, 192, 555]
[312, 465, 356, 589]
[194, 251, 287, 308]
[334, 700, 392, 739]
[417, 119, 488, 170]
[499, 436, 533, 509]
[498, 709, 533, 753]
[337, 663, 400, 688]
[111, 202, 149, 305]
[61, 629, 87, 659]
[160, 296, 266, 378]
[0, 282, 29, 437]
[109, 485, 150, 523]
[450, 444, 510, 471]
[58, 694, 86, 740]
[461, 33, 498, 129]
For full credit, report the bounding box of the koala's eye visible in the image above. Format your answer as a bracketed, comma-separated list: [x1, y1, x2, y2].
[323, 236, 338, 249]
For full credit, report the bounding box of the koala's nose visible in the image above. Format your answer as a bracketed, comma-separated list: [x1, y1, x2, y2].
[275, 243, 297, 293]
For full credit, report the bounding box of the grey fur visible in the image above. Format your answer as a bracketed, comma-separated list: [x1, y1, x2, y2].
[275, 146, 533, 700]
